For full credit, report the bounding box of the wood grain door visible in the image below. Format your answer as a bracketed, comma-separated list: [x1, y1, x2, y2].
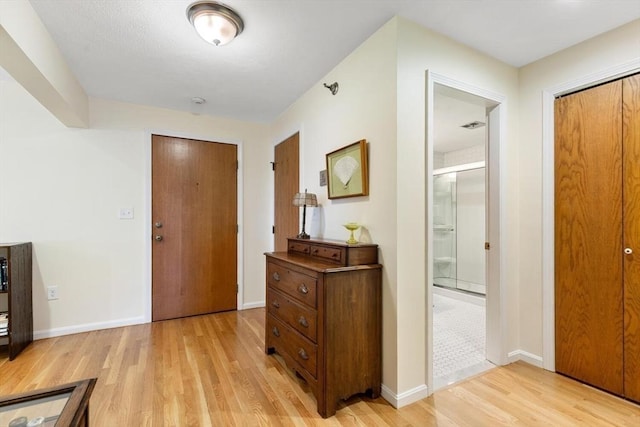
[555, 80, 624, 395]
[274, 133, 299, 252]
[152, 134, 237, 321]
[623, 74, 640, 402]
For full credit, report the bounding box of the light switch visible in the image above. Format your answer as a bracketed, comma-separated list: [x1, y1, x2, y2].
[118, 207, 134, 219]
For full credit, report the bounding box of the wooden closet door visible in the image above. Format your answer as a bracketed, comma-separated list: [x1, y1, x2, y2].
[623, 74, 640, 402]
[555, 80, 624, 395]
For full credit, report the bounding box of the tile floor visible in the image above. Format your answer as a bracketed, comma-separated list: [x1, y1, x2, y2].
[433, 289, 494, 390]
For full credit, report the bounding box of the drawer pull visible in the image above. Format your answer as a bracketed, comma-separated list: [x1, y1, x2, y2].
[271, 301, 280, 309]
[298, 284, 309, 294]
[312, 249, 318, 254]
[298, 316, 309, 328]
[272, 272, 281, 281]
[331, 253, 338, 258]
[298, 348, 309, 360]
[272, 327, 280, 337]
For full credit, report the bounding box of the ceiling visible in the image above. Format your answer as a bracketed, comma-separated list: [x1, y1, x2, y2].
[25, 1, 640, 123]
[434, 85, 495, 153]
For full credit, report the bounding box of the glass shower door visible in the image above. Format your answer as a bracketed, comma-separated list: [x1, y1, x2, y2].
[433, 166, 486, 295]
[433, 173, 457, 289]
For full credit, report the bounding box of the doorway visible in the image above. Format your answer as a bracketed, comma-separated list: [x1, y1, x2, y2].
[428, 78, 504, 391]
[151, 134, 238, 321]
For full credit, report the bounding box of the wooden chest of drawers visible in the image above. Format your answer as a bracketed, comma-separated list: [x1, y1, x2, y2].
[265, 238, 382, 418]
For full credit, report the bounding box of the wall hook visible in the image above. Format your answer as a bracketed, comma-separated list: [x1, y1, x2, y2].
[323, 82, 339, 95]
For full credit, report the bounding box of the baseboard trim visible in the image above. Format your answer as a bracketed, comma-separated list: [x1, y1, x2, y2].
[380, 383, 429, 408]
[507, 349, 544, 368]
[34, 316, 147, 340]
[33, 303, 269, 340]
[242, 301, 265, 310]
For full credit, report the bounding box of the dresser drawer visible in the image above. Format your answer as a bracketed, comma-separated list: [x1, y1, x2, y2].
[267, 262, 317, 308]
[267, 288, 317, 342]
[267, 314, 317, 378]
[288, 241, 310, 255]
[310, 244, 344, 264]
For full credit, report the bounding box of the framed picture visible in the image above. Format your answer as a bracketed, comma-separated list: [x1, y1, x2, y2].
[326, 139, 369, 199]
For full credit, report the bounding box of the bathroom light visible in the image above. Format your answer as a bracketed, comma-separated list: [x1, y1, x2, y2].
[187, 1, 244, 46]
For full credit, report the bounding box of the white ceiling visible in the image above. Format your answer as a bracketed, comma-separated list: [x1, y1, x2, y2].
[434, 86, 493, 153]
[27, 0, 640, 123]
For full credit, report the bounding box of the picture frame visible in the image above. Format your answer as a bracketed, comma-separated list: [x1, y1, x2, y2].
[326, 139, 369, 199]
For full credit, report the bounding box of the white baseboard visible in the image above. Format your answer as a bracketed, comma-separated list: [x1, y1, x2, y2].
[34, 316, 147, 340]
[242, 301, 265, 310]
[34, 303, 268, 340]
[507, 349, 544, 368]
[380, 383, 429, 408]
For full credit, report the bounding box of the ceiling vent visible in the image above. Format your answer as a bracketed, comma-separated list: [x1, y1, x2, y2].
[461, 121, 485, 129]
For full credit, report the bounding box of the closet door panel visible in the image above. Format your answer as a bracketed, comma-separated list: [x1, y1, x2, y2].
[555, 80, 624, 395]
[623, 74, 640, 402]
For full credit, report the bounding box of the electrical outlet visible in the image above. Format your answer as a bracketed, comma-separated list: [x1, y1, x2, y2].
[47, 286, 59, 300]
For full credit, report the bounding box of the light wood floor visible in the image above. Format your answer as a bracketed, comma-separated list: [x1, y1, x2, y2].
[1, 308, 639, 426]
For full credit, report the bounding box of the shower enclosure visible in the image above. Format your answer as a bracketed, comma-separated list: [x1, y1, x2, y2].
[433, 162, 486, 295]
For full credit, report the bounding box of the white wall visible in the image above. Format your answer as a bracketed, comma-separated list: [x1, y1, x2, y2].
[518, 19, 640, 360]
[271, 17, 400, 391]
[0, 79, 272, 336]
[272, 16, 520, 402]
[395, 17, 519, 397]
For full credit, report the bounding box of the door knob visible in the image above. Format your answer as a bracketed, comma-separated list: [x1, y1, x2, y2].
[154, 235, 163, 242]
[625, 248, 633, 255]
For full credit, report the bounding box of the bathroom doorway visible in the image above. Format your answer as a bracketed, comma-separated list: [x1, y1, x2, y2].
[430, 83, 499, 390]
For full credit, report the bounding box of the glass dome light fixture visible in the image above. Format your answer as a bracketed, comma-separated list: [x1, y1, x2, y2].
[187, 1, 244, 46]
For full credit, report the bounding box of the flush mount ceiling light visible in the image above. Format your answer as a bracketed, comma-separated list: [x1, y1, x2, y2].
[187, 1, 244, 46]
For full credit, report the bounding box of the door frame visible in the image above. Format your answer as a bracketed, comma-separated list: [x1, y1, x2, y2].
[143, 130, 244, 322]
[541, 59, 640, 371]
[426, 71, 507, 392]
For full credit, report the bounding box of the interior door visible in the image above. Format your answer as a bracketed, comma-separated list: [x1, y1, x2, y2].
[152, 134, 237, 321]
[274, 133, 299, 252]
[555, 80, 624, 395]
[623, 73, 640, 402]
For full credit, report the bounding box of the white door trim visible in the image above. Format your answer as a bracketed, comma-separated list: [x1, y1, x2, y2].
[541, 59, 640, 371]
[143, 130, 245, 322]
[426, 71, 507, 393]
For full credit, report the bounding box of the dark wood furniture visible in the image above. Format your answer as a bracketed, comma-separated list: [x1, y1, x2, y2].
[0, 378, 97, 426]
[265, 237, 382, 418]
[0, 242, 32, 360]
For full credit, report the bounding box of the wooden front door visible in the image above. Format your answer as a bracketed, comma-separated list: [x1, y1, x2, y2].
[274, 133, 299, 252]
[555, 80, 624, 395]
[152, 134, 237, 321]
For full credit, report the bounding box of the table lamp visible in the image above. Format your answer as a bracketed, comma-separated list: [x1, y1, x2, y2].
[293, 189, 317, 239]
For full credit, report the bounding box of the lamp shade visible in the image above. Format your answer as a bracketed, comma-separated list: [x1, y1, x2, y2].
[293, 191, 318, 207]
[187, 1, 244, 46]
